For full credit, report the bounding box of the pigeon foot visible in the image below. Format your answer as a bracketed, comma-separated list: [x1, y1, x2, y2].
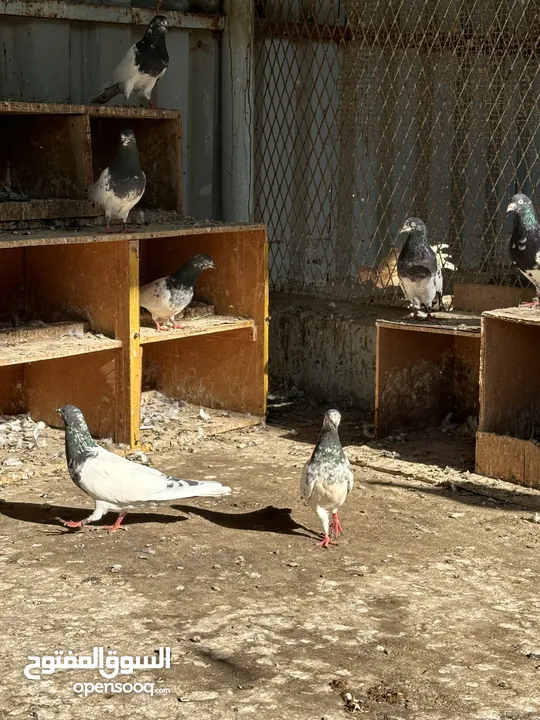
[519, 299, 540, 309]
[318, 534, 338, 548]
[58, 518, 85, 530]
[330, 512, 343, 539]
[155, 322, 170, 331]
[172, 323, 185, 330]
[90, 513, 128, 534]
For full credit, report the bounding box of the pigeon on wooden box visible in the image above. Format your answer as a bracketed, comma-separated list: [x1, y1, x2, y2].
[89, 129, 146, 232]
[396, 217, 442, 319]
[139, 254, 216, 331]
[91, 15, 169, 107]
[507, 193, 540, 308]
[300, 409, 354, 548]
[56, 405, 231, 533]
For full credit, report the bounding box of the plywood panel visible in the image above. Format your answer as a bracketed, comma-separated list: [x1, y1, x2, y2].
[142, 328, 265, 416]
[475, 431, 540, 487]
[24, 241, 127, 336]
[480, 315, 540, 439]
[24, 349, 119, 439]
[453, 282, 532, 313]
[0, 246, 24, 323]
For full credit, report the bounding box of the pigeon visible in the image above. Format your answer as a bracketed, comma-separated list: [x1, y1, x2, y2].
[300, 409, 354, 548]
[507, 193, 540, 308]
[91, 15, 169, 107]
[139, 254, 216, 331]
[89, 129, 146, 232]
[396, 217, 442, 319]
[55, 405, 231, 532]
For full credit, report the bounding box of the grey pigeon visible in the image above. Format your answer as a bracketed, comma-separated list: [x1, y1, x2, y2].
[300, 409, 354, 548]
[139, 254, 215, 331]
[507, 193, 540, 307]
[396, 217, 442, 319]
[56, 405, 231, 533]
[91, 16, 169, 107]
[89, 129, 146, 232]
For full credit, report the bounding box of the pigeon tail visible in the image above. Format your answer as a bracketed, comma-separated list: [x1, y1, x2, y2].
[147, 479, 232, 503]
[91, 83, 121, 104]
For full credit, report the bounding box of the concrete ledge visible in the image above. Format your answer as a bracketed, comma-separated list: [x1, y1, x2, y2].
[269, 292, 404, 409]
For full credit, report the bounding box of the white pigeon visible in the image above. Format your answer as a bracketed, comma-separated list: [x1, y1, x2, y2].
[56, 405, 231, 533]
[300, 409, 354, 548]
[91, 16, 169, 107]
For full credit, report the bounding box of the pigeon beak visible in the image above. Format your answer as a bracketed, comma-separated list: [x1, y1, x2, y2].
[400, 224, 411, 233]
[507, 202, 517, 212]
[55, 408, 62, 414]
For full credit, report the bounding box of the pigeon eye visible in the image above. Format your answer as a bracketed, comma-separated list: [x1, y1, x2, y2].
[411, 222, 416, 227]
[518, 199, 524, 204]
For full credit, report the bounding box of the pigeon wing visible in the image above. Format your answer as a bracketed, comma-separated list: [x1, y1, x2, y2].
[78, 446, 231, 506]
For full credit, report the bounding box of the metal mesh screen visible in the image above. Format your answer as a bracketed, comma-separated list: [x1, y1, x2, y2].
[254, 0, 540, 302]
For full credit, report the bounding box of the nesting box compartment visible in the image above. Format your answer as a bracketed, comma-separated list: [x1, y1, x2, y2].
[375, 313, 481, 437]
[0, 224, 268, 446]
[476, 307, 540, 487]
[0, 102, 182, 223]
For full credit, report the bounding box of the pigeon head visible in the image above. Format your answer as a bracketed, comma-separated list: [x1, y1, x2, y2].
[119, 129, 136, 147]
[148, 15, 169, 34]
[400, 217, 427, 236]
[169, 254, 215, 288]
[507, 193, 538, 229]
[57, 405, 97, 458]
[322, 409, 341, 430]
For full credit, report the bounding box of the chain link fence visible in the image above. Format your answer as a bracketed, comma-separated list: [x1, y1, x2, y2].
[254, 0, 540, 303]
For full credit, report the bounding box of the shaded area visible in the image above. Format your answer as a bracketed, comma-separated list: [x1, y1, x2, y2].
[172, 503, 317, 538]
[0, 501, 186, 529]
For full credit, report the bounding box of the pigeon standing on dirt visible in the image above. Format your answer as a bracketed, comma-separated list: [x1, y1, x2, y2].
[89, 129, 146, 232]
[56, 405, 231, 533]
[139, 254, 215, 331]
[396, 217, 442, 319]
[300, 409, 354, 548]
[507, 193, 540, 307]
[91, 15, 169, 107]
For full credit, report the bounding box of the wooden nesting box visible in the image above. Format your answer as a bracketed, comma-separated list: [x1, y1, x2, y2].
[476, 307, 540, 487]
[375, 312, 481, 437]
[0, 224, 268, 446]
[0, 102, 181, 223]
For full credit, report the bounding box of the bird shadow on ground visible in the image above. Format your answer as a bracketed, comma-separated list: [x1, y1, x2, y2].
[369, 479, 540, 513]
[0, 501, 186, 530]
[172, 504, 317, 538]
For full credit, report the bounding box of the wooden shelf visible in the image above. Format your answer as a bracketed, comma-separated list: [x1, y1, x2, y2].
[140, 316, 255, 345]
[375, 312, 481, 437]
[0, 101, 182, 224]
[0, 334, 121, 367]
[0, 103, 268, 446]
[476, 307, 540, 487]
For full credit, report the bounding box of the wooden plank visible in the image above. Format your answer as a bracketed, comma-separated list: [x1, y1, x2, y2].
[0, 366, 24, 416]
[115, 240, 141, 448]
[0, 200, 96, 223]
[140, 316, 255, 345]
[453, 282, 532, 313]
[376, 310, 481, 338]
[0, 101, 181, 120]
[0, 335, 121, 367]
[0, 222, 267, 249]
[24, 349, 120, 439]
[0, 321, 86, 346]
[483, 306, 540, 324]
[476, 431, 540, 488]
[0, 247, 24, 324]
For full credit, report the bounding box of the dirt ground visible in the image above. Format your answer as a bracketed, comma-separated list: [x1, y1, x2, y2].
[1, 398, 540, 719]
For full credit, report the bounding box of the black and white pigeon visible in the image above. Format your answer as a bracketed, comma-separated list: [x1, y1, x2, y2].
[300, 409, 354, 548]
[89, 128, 146, 232]
[56, 405, 231, 533]
[396, 217, 442, 319]
[139, 254, 216, 331]
[507, 193, 540, 308]
[91, 15, 169, 107]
